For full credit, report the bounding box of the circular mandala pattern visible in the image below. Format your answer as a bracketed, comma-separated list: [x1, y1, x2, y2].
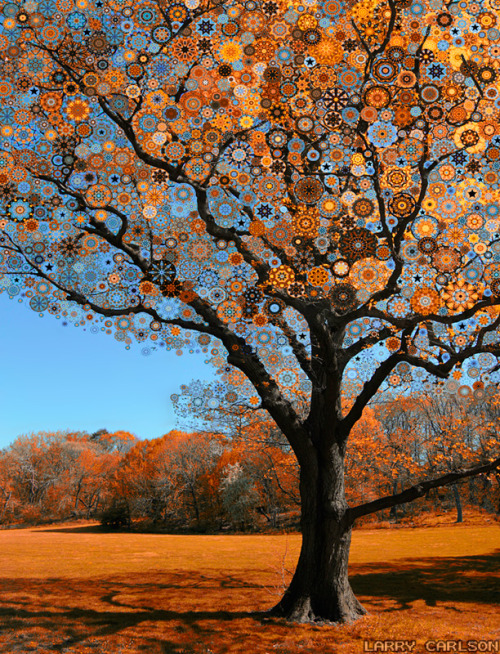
[330, 283, 358, 312]
[387, 295, 411, 318]
[441, 280, 481, 313]
[352, 198, 375, 218]
[389, 193, 417, 219]
[293, 177, 324, 204]
[216, 299, 243, 323]
[0, 0, 498, 402]
[410, 286, 440, 315]
[350, 257, 390, 294]
[432, 247, 461, 273]
[411, 215, 439, 239]
[332, 259, 350, 278]
[418, 237, 438, 255]
[373, 59, 399, 83]
[7, 199, 33, 222]
[339, 228, 377, 262]
[85, 184, 112, 208]
[420, 84, 440, 104]
[307, 266, 329, 287]
[148, 260, 176, 285]
[269, 265, 295, 289]
[364, 85, 391, 108]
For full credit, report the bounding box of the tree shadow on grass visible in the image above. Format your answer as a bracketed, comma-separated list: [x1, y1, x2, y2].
[0, 604, 262, 651]
[350, 549, 500, 610]
[0, 571, 270, 652]
[0, 551, 499, 650]
[37, 524, 109, 534]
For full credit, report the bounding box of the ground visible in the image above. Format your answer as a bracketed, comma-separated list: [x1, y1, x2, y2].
[0, 517, 499, 653]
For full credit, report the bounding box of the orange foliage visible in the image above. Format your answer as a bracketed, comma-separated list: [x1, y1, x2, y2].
[0, 430, 127, 524]
[112, 430, 230, 529]
[345, 393, 500, 522]
[1, 391, 498, 529]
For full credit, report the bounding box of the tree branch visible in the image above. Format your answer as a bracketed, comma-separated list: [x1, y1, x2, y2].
[268, 314, 313, 382]
[349, 456, 500, 521]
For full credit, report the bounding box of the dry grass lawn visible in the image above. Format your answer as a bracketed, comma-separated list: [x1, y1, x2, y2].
[0, 521, 499, 653]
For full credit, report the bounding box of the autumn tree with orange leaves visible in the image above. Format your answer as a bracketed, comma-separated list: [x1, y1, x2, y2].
[0, 430, 136, 523]
[2, 0, 500, 623]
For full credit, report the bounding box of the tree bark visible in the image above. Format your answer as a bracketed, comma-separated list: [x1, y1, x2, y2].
[451, 483, 463, 523]
[269, 443, 366, 623]
[0, 491, 11, 523]
[389, 479, 399, 523]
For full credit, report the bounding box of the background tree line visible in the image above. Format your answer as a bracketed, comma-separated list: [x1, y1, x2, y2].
[1, 389, 499, 531]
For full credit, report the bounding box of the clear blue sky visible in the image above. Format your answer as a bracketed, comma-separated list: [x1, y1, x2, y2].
[0, 293, 215, 449]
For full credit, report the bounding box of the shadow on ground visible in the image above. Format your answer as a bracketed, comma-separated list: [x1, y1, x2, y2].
[37, 524, 109, 534]
[350, 549, 500, 609]
[1, 550, 499, 651]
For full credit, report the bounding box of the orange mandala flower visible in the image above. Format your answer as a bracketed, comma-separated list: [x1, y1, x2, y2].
[410, 286, 441, 315]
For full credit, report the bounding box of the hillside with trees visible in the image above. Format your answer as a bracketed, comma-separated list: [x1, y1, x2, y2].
[1, 391, 498, 530]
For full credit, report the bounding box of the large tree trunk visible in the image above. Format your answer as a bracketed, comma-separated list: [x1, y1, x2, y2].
[270, 442, 366, 623]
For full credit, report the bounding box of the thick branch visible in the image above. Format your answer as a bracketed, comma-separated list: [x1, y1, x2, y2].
[176, 294, 314, 464]
[340, 352, 401, 437]
[349, 456, 500, 521]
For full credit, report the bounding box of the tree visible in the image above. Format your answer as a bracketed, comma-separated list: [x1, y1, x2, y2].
[169, 430, 226, 528]
[111, 430, 227, 529]
[410, 391, 500, 521]
[1, 0, 500, 624]
[173, 377, 303, 526]
[110, 435, 178, 525]
[365, 395, 429, 522]
[173, 376, 265, 438]
[347, 394, 494, 523]
[0, 430, 126, 523]
[6, 432, 71, 516]
[0, 452, 15, 524]
[63, 432, 125, 518]
[344, 404, 393, 508]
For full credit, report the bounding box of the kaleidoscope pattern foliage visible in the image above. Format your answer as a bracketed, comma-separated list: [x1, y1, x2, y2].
[1, 0, 500, 412]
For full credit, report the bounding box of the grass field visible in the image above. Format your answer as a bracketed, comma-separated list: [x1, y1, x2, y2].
[0, 522, 499, 653]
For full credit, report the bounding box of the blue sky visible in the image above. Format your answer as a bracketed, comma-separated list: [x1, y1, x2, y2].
[0, 293, 215, 449]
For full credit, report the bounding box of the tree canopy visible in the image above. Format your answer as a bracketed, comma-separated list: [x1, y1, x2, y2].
[1, 0, 500, 425]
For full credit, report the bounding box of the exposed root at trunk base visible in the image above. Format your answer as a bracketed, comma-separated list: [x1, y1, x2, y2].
[267, 594, 368, 625]
[267, 597, 316, 624]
